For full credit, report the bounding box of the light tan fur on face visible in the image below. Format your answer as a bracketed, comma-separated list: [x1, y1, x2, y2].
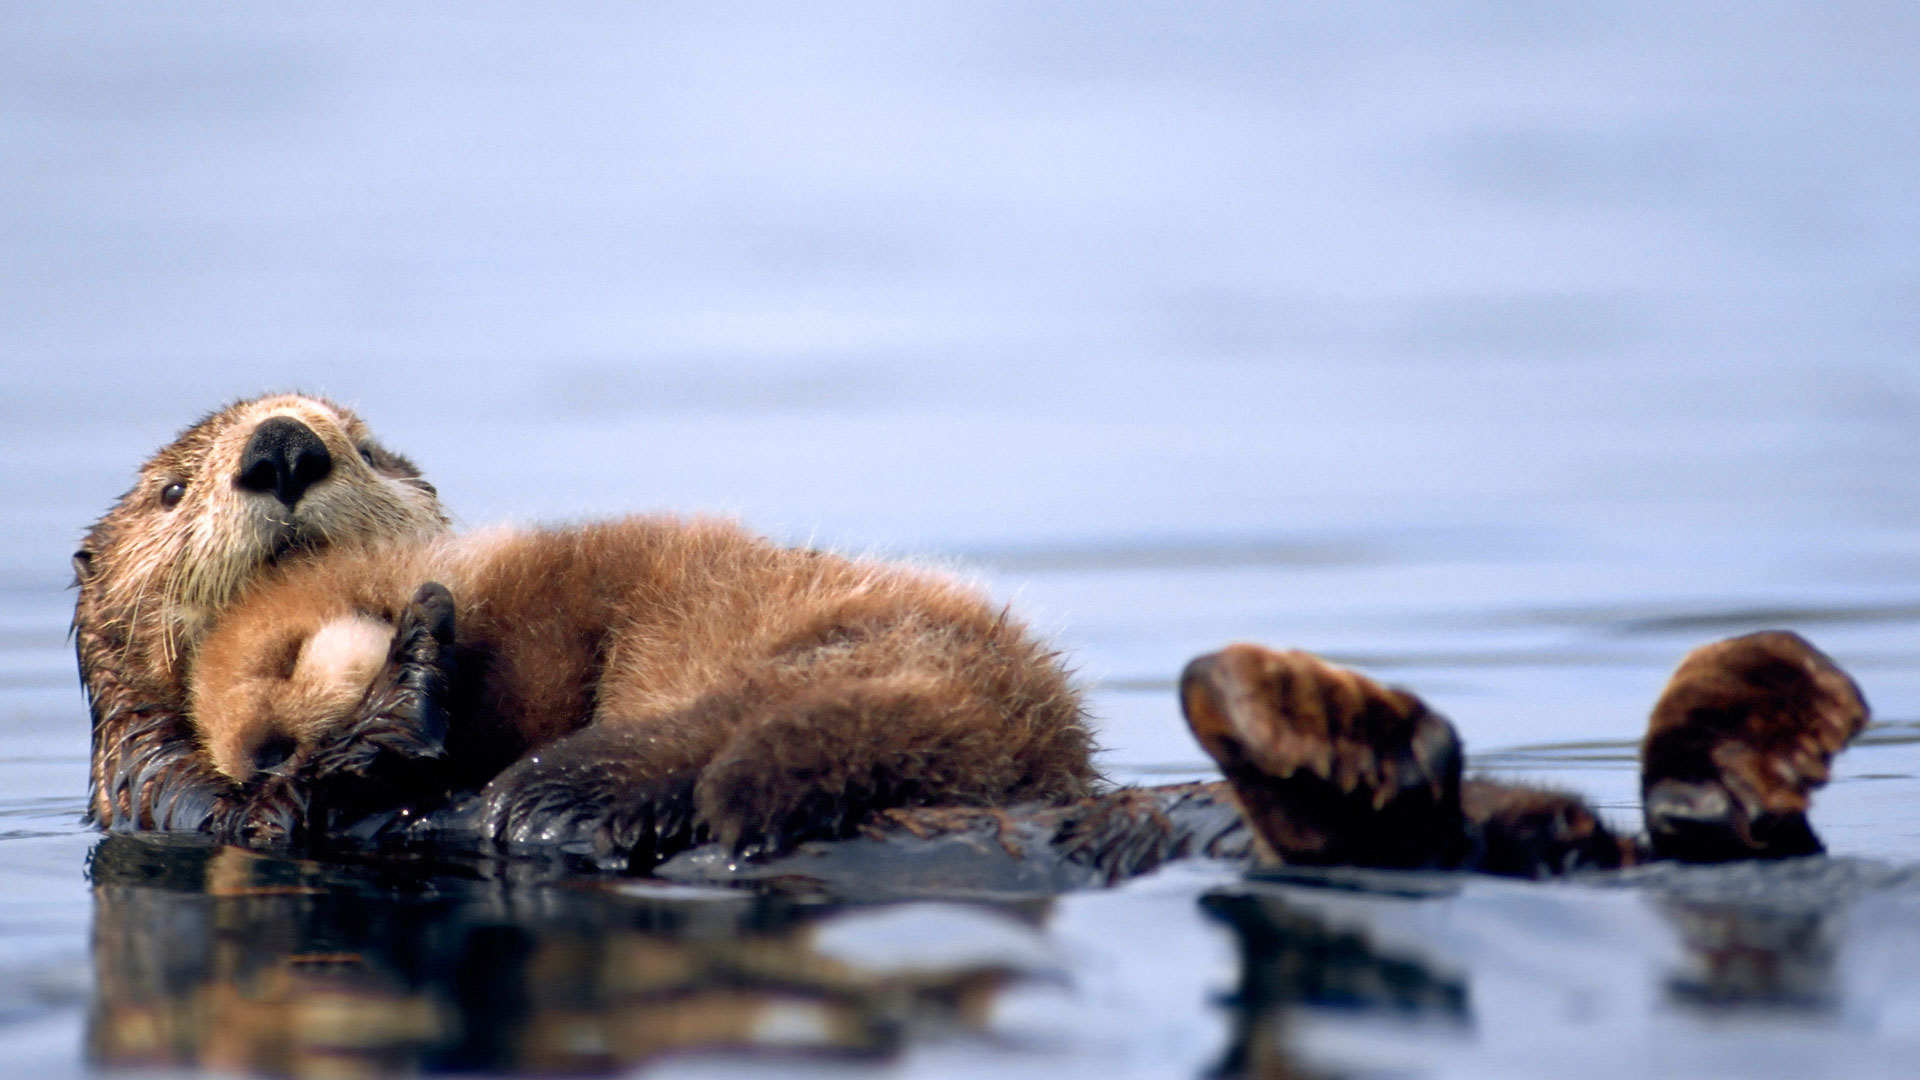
[79, 395, 446, 679]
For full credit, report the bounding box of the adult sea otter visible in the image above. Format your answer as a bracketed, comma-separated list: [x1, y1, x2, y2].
[74, 394, 1870, 880]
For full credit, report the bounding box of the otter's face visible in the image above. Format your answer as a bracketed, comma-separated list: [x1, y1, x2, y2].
[75, 394, 449, 670]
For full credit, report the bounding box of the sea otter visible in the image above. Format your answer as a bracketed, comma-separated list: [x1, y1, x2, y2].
[79, 394, 1872, 880]
[185, 550, 1868, 877]
[73, 393, 1096, 853]
[73, 394, 449, 830]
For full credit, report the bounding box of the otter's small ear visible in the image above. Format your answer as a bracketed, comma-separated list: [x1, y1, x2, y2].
[71, 549, 94, 584]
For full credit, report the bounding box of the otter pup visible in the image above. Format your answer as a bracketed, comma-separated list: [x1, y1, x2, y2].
[73, 394, 448, 830]
[75, 394, 1094, 857]
[187, 520, 1097, 857]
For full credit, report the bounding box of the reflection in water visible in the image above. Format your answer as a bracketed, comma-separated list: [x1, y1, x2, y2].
[85, 835, 1051, 1076]
[1200, 889, 1468, 1078]
[1659, 898, 1837, 1011]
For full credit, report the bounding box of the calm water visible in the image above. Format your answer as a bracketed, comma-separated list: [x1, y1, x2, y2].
[4, 4, 1920, 1076]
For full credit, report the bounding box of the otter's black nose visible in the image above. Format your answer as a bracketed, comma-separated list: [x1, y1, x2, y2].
[237, 416, 333, 508]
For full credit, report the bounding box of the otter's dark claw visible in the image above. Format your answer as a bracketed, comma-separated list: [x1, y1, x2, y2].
[481, 746, 701, 870]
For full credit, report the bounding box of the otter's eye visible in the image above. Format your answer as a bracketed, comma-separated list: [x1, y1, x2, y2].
[158, 482, 186, 510]
[357, 443, 377, 467]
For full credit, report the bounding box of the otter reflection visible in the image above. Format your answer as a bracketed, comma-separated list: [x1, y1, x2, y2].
[1659, 898, 1837, 1011]
[85, 834, 1050, 1075]
[1201, 888, 1468, 1078]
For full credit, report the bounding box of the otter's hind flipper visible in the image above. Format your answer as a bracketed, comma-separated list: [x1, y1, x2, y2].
[1180, 645, 1468, 869]
[1640, 631, 1868, 862]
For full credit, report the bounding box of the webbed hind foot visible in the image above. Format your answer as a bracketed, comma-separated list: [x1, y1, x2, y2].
[1180, 644, 1467, 868]
[1641, 630, 1868, 862]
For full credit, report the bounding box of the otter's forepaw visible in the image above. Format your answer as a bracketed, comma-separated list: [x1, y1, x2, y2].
[1180, 644, 1466, 868]
[480, 755, 699, 869]
[216, 585, 457, 841]
[310, 582, 457, 781]
[1641, 631, 1868, 862]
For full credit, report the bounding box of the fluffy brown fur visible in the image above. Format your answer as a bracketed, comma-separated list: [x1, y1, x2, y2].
[74, 394, 447, 829]
[188, 519, 1098, 856]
